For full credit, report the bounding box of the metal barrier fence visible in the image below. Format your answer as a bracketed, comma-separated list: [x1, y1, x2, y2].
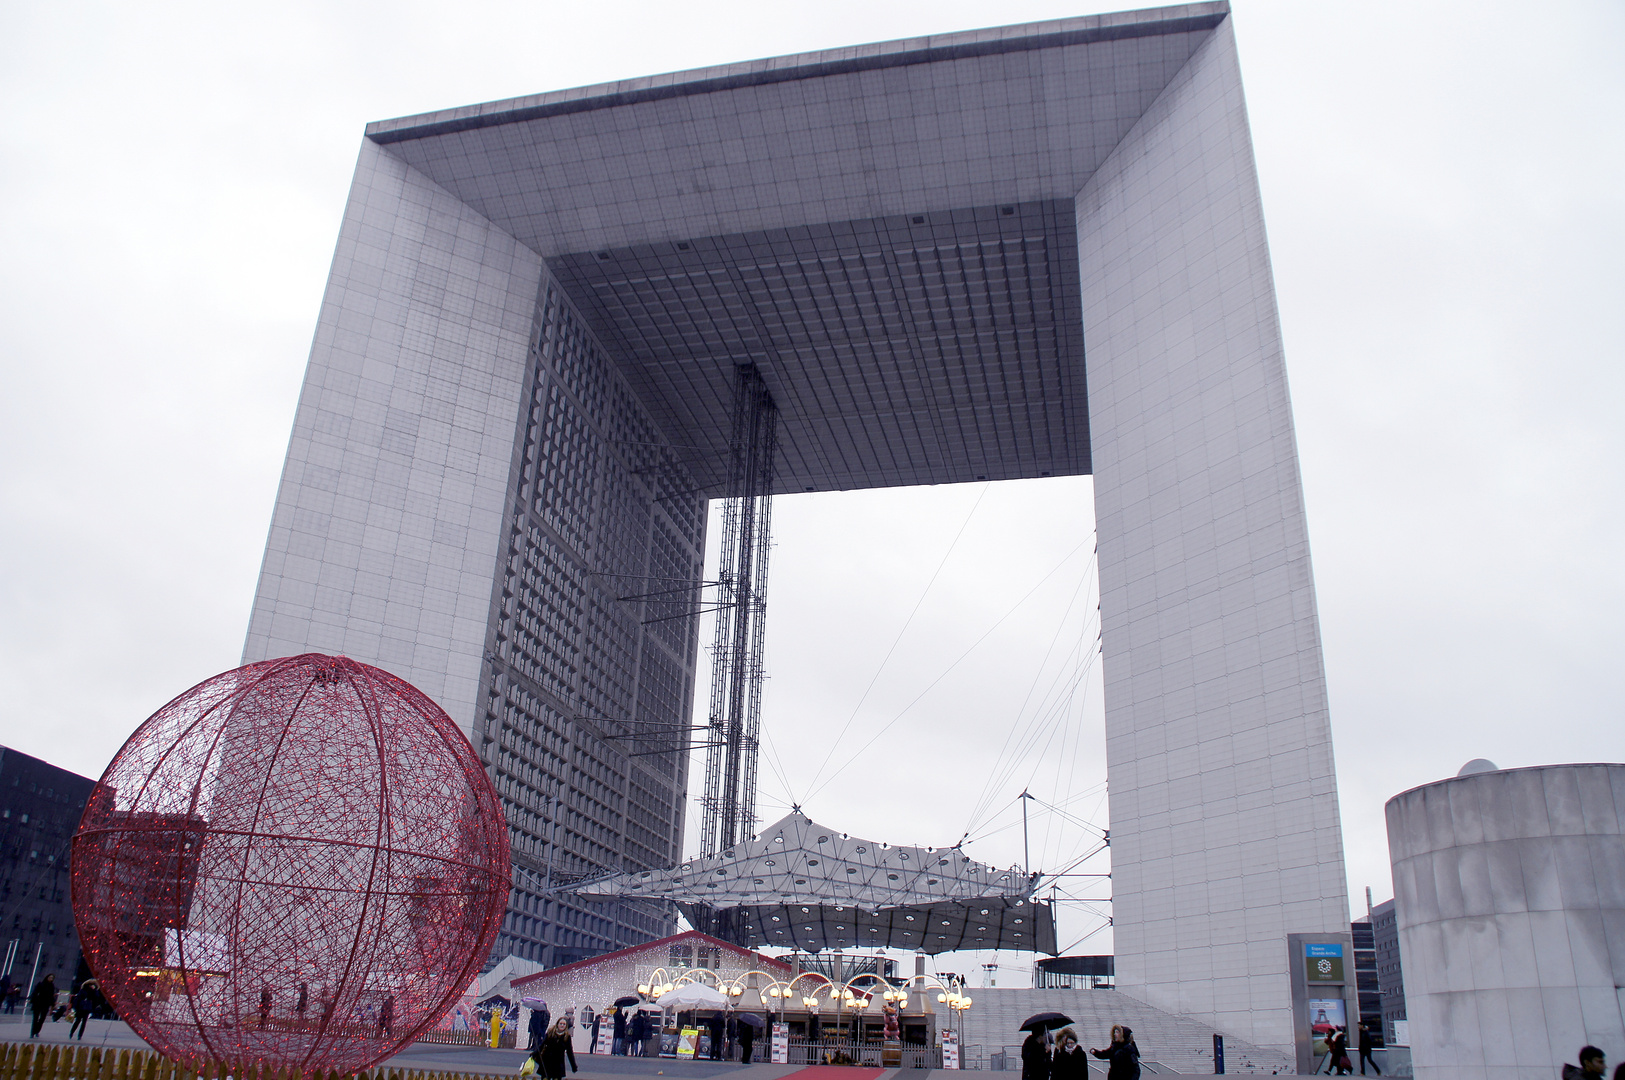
[784, 1037, 941, 1068]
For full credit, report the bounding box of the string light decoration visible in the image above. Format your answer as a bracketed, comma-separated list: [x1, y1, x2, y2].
[71, 654, 510, 1075]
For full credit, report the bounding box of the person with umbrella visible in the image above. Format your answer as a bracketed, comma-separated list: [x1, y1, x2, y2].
[612, 1004, 628, 1054]
[737, 1013, 764, 1064]
[526, 999, 551, 1053]
[611, 996, 639, 1055]
[1019, 1012, 1070, 1080]
[1090, 1024, 1140, 1080]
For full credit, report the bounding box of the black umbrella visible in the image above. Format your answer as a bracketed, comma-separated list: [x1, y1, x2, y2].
[1019, 1012, 1075, 1032]
[614, 995, 642, 1008]
[736, 1013, 766, 1030]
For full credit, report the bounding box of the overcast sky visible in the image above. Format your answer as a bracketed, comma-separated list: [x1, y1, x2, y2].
[2, 0, 1620, 980]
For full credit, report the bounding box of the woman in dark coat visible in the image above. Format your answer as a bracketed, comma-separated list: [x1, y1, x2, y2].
[629, 1008, 649, 1055]
[1090, 1025, 1140, 1080]
[1021, 1028, 1052, 1080]
[530, 1018, 577, 1080]
[1051, 1027, 1090, 1080]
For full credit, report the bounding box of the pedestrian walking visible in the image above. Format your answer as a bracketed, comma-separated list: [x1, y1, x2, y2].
[589, 1011, 600, 1053]
[1356, 1022, 1379, 1075]
[739, 1017, 755, 1064]
[69, 980, 99, 1040]
[612, 1005, 627, 1054]
[531, 1018, 577, 1080]
[28, 974, 56, 1039]
[1324, 1027, 1352, 1074]
[1021, 1026, 1053, 1080]
[1051, 1027, 1091, 1080]
[1089, 1025, 1140, 1080]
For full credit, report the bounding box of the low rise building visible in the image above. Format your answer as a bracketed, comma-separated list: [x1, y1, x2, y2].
[0, 747, 97, 995]
[1370, 898, 1406, 1044]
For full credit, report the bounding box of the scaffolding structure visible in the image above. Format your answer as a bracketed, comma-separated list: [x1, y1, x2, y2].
[700, 364, 778, 855]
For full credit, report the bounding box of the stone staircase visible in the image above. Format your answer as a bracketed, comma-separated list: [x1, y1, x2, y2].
[952, 987, 1297, 1075]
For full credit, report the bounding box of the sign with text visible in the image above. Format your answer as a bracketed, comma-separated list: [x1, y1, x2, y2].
[771, 1022, 788, 1064]
[677, 1028, 699, 1058]
[942, 1029, 960, 1070]
[1304, 942, 1345, 983]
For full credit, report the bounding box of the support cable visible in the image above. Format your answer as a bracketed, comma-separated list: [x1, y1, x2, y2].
[800, 483, 990, 800]
[962, 549, 1099, 835]
[801, 536, 1093, 803]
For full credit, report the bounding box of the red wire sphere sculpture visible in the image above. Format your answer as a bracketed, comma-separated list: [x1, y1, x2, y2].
[71, 654, 510, 1074]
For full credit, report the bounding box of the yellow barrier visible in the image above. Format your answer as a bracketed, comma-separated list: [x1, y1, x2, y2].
[0, 1043, 508, 1080]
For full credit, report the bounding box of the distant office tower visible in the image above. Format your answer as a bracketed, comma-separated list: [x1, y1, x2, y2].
[0, 747, 97, 991]
[1350, 917, 1381, 1037]
[244, 1, 1347, 1048]
[1370, 899, 1407, 1045]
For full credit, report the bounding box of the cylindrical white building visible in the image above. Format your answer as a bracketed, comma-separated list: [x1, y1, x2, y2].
[1386, 763, 1625, 1078]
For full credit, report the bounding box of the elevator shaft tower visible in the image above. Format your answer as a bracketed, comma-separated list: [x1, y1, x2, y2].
[700, 364, 777, 855]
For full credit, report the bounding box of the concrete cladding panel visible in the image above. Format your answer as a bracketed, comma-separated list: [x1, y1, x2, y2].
[243, 2, 1351, 1048]
[243, 138, 545, 732]
[1386, 764, 1625, 1079]
[1077, 16, 1347, 1049]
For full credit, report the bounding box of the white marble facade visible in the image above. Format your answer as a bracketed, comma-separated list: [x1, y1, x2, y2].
[242, 138, 543, 733]
[1077, 17, 1348, 1050]
[244, 2, 1348, 1051]
[1387, 764, 1625, 1078]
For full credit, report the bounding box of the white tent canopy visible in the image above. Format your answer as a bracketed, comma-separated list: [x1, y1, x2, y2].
[570, 810, 1054, 954]
[575, 810, 1032, 907]
[657, 981, 730, 1009]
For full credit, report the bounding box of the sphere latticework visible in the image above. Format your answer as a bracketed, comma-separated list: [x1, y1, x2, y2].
[71, 654, 510, 1074]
